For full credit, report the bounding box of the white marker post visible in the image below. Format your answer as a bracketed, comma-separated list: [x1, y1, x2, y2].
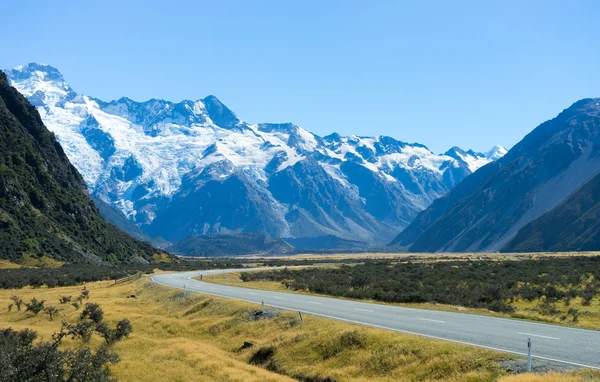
[527, 338, 532, 372]
[261, 300, 265, 314]
[184, 285, 186, 297]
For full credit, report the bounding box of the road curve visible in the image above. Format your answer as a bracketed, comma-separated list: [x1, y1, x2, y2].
[151, 268, 600, 370]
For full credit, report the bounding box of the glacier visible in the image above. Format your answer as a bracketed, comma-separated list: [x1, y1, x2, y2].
[6, 63, 506, 247]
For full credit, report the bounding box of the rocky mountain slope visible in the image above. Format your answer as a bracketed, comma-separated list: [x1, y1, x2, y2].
[0, 70, 165, 264]
[504, 170, 600, 252]
[390, 98, 600, 252]
[7, 63, 505, 247]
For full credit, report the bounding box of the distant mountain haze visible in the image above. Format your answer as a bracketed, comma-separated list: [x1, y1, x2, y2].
[7, 63, 505, 248]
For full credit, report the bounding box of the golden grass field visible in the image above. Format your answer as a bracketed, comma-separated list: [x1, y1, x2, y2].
[0, 260, 21, 269]
[1, 277, 599, 381]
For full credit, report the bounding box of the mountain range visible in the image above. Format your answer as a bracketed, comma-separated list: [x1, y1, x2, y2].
[0, 70, 165, 264]
[391, 98, 600, 252]
[6, 63, 506, 248]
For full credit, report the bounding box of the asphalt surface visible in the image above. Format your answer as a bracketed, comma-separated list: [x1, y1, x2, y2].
[151, 267, 600, 370]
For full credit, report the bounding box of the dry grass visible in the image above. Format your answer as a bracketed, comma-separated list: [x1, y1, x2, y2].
[0, 279, 597, 381]
[19, 253, 64, 268]
[0, 260, 21, 269]
[242, 251, 600, 261]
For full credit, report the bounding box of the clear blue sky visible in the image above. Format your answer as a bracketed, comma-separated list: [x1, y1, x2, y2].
[2, 0, 599, 153]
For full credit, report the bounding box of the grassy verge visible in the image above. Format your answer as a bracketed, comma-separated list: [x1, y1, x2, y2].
[0, 260, 21, 269]
[200, 271, 600, 331]
[1, 279, 598, 381]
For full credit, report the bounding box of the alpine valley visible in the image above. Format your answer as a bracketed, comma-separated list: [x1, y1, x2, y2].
[7, 63, 506, 249]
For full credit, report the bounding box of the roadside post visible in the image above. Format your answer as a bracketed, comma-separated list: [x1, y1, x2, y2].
[527, 338, 532, 372]
[262, 300, 265, 314]
[298, 311, 304, 322]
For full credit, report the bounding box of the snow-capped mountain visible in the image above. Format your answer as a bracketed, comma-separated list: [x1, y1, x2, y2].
[6, 63, 505, 246]
[485, 145, 508, 160]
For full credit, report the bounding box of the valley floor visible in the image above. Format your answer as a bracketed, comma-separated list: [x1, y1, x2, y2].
[1, 277, 599, 381]
[202, 271, 600, 331]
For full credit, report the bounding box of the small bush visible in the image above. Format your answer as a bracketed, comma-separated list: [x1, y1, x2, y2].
[43, 305, 62, 321]
[249, 346, 276, 367]
[25, 298, 45, 315]
[81, 303, 103, 323]
[8, 296, 23, 312]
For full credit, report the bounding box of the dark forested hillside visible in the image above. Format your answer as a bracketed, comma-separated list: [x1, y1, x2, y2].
[0, 71, 165, 264]
[504, 171, 600, 252]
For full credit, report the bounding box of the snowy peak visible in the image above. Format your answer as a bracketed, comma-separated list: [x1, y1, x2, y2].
[203, 95, 241, 129]
[444, 146, 489, 172]
[485, 145, 508, 160]
[7, 63, 74, 108]
[8, 63, 66, 83]
[444, 145, 507, 172]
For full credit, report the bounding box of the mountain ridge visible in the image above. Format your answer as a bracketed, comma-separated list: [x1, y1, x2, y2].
[7, 63, 506, 247]
[390, 97, 600, 252]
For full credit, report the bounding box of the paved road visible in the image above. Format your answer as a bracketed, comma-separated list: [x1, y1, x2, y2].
[151, 268, 600, 370]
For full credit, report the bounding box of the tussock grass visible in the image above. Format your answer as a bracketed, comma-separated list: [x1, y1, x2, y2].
[20, 253, 64, 268]
[0, 279, 597, 381]
[0, 259, 21, 269]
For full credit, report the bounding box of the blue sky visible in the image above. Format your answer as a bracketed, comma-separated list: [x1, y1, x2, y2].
[2, 0, 599, 153]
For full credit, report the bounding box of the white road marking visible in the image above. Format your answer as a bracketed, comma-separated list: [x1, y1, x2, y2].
[273, 296, 285, 300]
[355, 308, 374, 312]
[517, 332, 560, 340]
[420, 318, 446, 323]
[306, 301, 323, 305]
[247, 292, 257, 295]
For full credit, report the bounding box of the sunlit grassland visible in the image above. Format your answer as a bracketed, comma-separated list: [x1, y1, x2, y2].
[0, 259, 21, 269]
[0, 278, 598, 381]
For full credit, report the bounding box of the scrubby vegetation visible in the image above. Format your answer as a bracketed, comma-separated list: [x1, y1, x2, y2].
[0, 257, 353, 289]
[241, 257, 600, 315]
[0, 301, 131, 381]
